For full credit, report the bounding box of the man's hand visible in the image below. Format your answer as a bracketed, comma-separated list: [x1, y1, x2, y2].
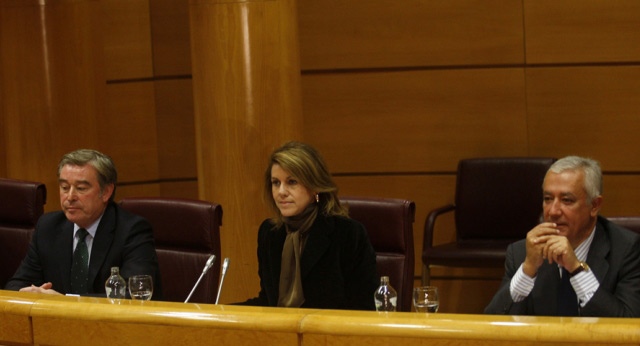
[19, 282, 62, 295]
[542, 235, 580, 272]
[523, 222, 559, 278]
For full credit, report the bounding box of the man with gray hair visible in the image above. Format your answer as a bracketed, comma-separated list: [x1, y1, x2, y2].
[485, 156, 640, 316]
[6, 149, 162, 298]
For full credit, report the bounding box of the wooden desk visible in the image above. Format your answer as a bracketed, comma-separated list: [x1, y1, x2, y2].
[30, 296, 305, 346]
[0, 290, 35, 345]
[300, 310, 640, 345]
[2, 290, 639, 346]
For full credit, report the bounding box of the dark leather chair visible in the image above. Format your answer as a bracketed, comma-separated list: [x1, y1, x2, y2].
[608, 216, 640, 235]
[341, 196, 416, 312]
[422, 157, 556, 285]
[0, 178, 47, 288]
[118, 197, 222, 304]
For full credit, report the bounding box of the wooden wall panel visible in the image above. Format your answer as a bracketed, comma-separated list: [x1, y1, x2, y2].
[116, 183, 162, 201]
[149, 0, 192, 76]
[103, 0, 154, 80]
[0, 4, 6, 178]
[303, 68, 528, 173]
[159, 180, 199, 200]
[602, 175, 640, 216]
[102, 82, 159, 183]
[116, 181, 198, 201]
[154, 79, 197, 180]
[524, 0, 640, 64]
[526, 66, 640, 171]
[298, 0, 524, 70]
[1, 0, 104, 212]
[0, 4, 5, 177]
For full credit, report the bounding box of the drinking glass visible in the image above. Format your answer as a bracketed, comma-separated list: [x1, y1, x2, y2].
[413, 286, 439, 313]
[128, 275, 153, 301]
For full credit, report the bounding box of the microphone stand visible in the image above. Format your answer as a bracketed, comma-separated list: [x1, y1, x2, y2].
[184, 254, 216, 303]
[215, 257, 230, 304]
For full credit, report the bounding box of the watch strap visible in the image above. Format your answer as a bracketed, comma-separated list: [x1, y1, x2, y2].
[569, 262, 589, 277]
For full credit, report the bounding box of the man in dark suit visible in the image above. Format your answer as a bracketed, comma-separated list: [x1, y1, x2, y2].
[5, 149, 162, 298]
[485, 156, 640, 317]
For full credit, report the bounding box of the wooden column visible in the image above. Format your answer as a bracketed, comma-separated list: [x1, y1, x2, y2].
[189, 0, 303, 303]
[0, 0, 104, 211]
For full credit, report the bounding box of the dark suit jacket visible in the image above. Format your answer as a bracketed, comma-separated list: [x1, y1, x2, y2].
[5, 201, 162, 299]
[485, 216, 640, 317]
[240, 214, 378, 310]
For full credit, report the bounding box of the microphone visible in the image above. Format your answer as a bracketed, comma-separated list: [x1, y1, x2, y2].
[215, 257, 230, 304]
[184, 254, 216, 303]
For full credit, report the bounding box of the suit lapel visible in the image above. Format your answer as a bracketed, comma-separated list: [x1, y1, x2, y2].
[57, 221, 74, 293]
[88, 203, 116, 291]
[586, 221, 610, 282]
[300, 216, 333, 280]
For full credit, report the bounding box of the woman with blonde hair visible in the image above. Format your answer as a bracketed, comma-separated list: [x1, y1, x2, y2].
[241, 141, 378, 310]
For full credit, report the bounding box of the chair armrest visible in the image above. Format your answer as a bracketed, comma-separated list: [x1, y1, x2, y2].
[423, 204, 455, 251]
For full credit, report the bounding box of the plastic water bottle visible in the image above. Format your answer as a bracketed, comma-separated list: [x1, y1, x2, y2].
[105, 266, 126, 299]
[374, 276, 397, 311]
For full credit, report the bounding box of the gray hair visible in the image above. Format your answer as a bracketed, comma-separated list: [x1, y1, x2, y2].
[57, 149, 117, 200]
[548, 156, 602, 202]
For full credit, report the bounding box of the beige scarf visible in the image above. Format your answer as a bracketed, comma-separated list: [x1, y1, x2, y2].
[277, 204, 318, 307]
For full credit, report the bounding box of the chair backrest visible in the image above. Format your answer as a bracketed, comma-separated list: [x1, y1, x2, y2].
[118, 197, 222, 304]
[607, 216, 640, 235]
[0, 178, 47, 288]
[455, 157, 556, 241]
[341, 196, 416, 312]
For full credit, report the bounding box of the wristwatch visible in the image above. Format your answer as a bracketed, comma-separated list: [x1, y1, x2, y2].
[569, 261, 590, 277]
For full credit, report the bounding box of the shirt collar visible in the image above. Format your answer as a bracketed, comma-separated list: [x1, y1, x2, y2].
[574, 224, 597, 262]
[73, 213, 104, 239]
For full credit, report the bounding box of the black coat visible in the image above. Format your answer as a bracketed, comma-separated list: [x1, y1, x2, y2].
[6, 202, 162, 299]
[241, 214, 378, 310]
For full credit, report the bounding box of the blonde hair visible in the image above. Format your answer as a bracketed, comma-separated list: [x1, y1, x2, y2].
[264, 141, 347, 226]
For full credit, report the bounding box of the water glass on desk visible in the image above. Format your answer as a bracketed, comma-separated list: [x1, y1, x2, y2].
[129, 275, 153, 301]
[413, 286, 439, 313]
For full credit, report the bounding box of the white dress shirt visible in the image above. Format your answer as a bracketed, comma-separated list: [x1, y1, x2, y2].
[72, 214, 103, 262]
